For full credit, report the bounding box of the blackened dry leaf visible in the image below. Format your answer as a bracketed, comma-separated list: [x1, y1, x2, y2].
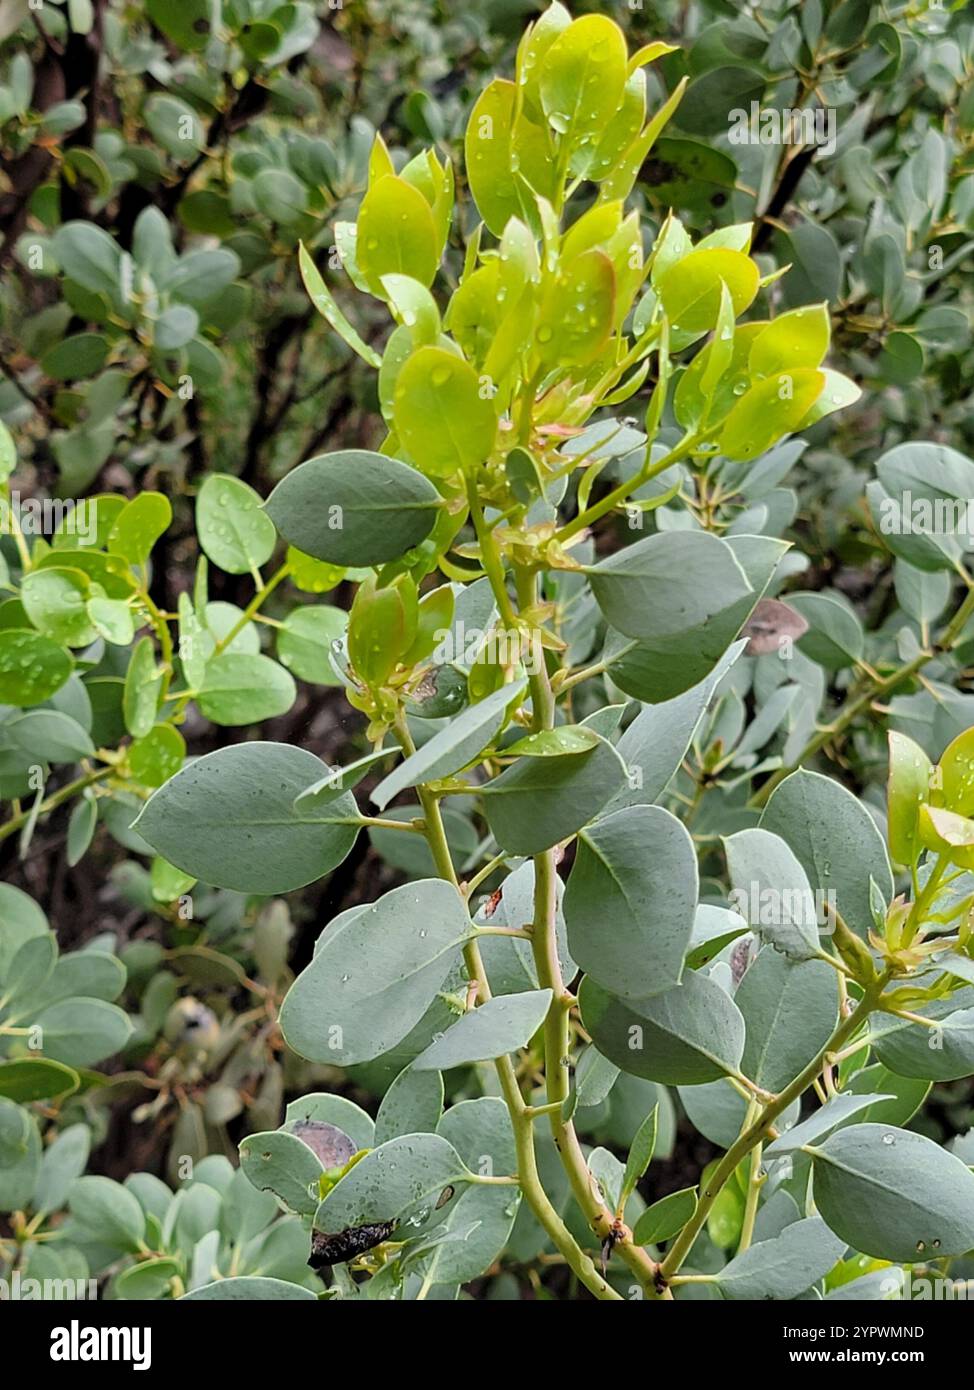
[741, 598, 809, 656]
[289, 1120, 357, 1170]
[309, 1222, 397, 1268]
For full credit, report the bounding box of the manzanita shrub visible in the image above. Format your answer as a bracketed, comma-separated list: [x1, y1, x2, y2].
[4, 0, 974, 1305]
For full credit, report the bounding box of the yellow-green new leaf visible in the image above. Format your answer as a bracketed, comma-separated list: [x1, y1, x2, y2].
[393, 346, 496, 477]
[719, 368, 826, 462]
[539, 14, 628, 155]
[357, 175, 439, 299]
[749, 303, 830, 378]
[657, 248, 759, 335]
[298, 242, 381, 368]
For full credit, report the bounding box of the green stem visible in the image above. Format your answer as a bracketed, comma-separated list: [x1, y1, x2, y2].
[392, 708, 621, 1300]
[554, 434, 698, 546]
[214, 562, 290, 656]
[465, 480, 518, 630]
[0, 765, 113, 845]
[513, 568, 666, 1300]
[752, 574, 974, 810]
[749, 651, 929, 809]
[737, 1112, 764, 1255]
[658, 973, 889, 1282]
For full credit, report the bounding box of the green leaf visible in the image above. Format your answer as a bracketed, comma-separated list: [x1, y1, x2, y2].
[787, 591, 864, 669]
[0, 1099, 40, 1209]
[164, 249, 239, 307]
[146, 0, 210, 51]
[375, 1064, 444, 1146]
[539, 14, 627, 154]
[51, 221, 121, 299]
[107, 493, 172, 568]
[294, 746, 398, 811]
[633, 1186, 697, 1245]
[299, 242, 380, 367]
[21, 568, 97, 648]
[749, 304, 831, 376]
[761, 769, 894, 940]
[5, 709, 93, 763]
[578, 970, 746, 1085]
[428, 1099, 519, 1283]
[719, 369, 826, 462]
[196, 475, 276, 577]
[464, 80, 521, 237]
[887, 731, 932, 866]
[481, 733, 627, 855]
[736, 946, 839, 1092]
[144, 95, 204, 161]
[181, 1277, 316, 1301]
[610, 642, 745, 807]
[266, 450, 441, 565]
[239, 1130, 325, 1216]
[276, 606, 346, 685]
[357, 176, 439, 297]
[809, 1125, 974, 1261]
[871, 991, 974, 1081]
[315, 1133, 470, 1233]
[373, 678, 526, 810]
[0, 421, 16, 482]
[393, 346, 496, 478]
[32, 998, 133, 1067]
[504, 726, 600, 757]
[413, 990, 552, 1070]
[128, 724, 185, 788]
[123, 637, 163, 738]
[618, 1105, 657, 1212]
[589, 531, 752, 644]
[0, 1058, 78, 1103]
[714, 1217, 845, 1300]
[565, 805, 697, 998]
[197, 653, 296, 725]
[281, 880, 473, 1065]
[135, 742, 360, 893]
[723, 827, 821, 960]
[656, 248, 759, 334]
[765, 1092, 895, 1159]
[40, 333, 109, 381]
[536, 250, 615, 366]
[0, 630, 72, 707]
[87, 596, 134, 646]
[936, 724, 974, 816]
[33, 1123, 90, 1214]
[114, 1258, 182, 1301]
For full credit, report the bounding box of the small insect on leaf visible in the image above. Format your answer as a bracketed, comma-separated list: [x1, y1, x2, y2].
[308, 1222, 398, 1268]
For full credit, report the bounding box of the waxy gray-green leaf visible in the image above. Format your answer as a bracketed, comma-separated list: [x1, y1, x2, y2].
[372, 678, 526, 810]
[135, 742, 359, 894]
[810, 1124, 974, 1262]
[265, 450, 442, 566]
[578, 970, 745, 1086]
[413, 989, 552, 1070]
[565, 805, 697, 998]
[481, 733, 627, 854]
[280, 880, 473, 1065]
